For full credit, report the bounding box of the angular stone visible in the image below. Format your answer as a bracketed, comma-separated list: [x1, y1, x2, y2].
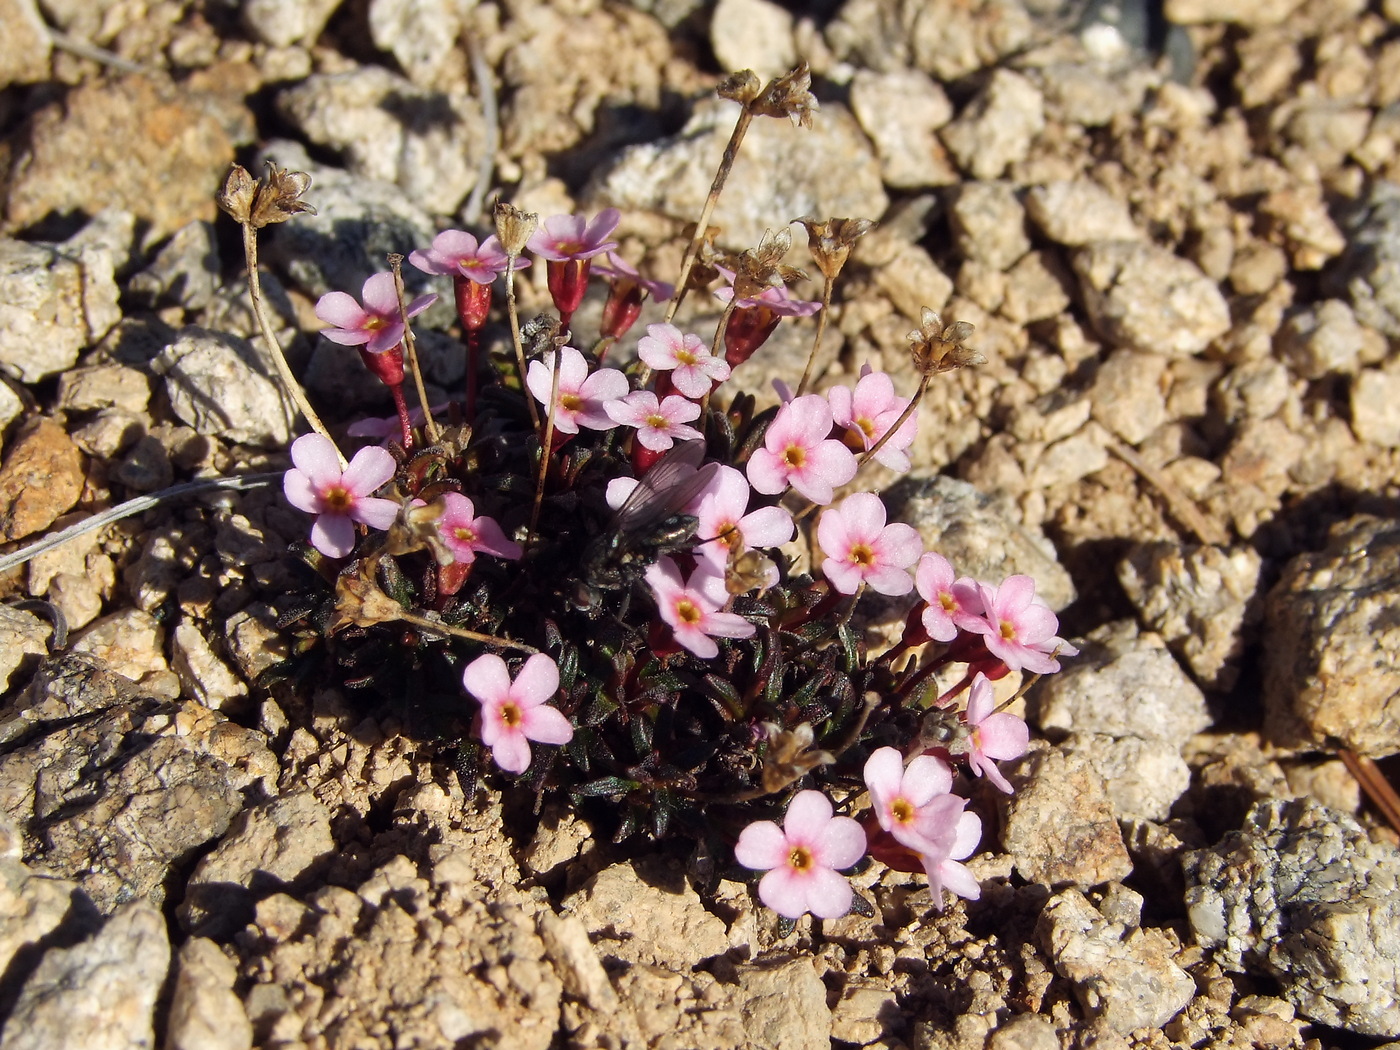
[0, 418, 85, 543]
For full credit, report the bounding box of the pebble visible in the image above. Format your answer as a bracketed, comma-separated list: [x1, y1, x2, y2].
[0, 0, 49, 88]
[69, 609, 169, 685]
[734, 956, 831, 1049]
[941, 69, 1046, 181]
[0, 417, 85, 543]
[0, 604, 50, 691]
[152, 327, 295, 448]
[1259, 188, 1346, 271]
[1276, 299, 1364, 378]
[1333, 180, 1400, 337]
[1028, 424, 1110, 489]
[56, 363, 151, 415]
[709, 0, 796, 79]
[1164, 0, 1305, 26]
[164, 938, 254, 1050]
[126, 220, 220, 312]
[827, 0, 1033, 82]
[1035, 60, 1154, 128]
[242, 0, 340, 46]
[1025, 180, 1142, 246]
[170, 623, 248, 712]
[1064, 732, 1191, 822]
[1000, 250, 1072, 324]
[368, 0, 472, 88]
[849, 69, 958, 189]
[949, 181, 1031, 271]
[113, 433, 174, 492]
[1088, 348, 1169, 445]
[1351, 368, 1400, 446]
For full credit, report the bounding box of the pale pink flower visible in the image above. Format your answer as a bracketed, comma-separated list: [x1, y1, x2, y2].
[961, 673, 1029, 794]
[690, 464, 794, 574]
[593, 252, 674, 300]
[526, 208, 620, 262]
[914, 552, 983, 643]
[315, 272, 437, 355]
[435, 492, 522, 565]
[644, 557, 755, 659]
[637, 323, 731, 398]
[816, 492, 922, 596]
[746, 394, 857, 505]
[408, 230, 527, 284]
[961, 575, 1079, 675]
[283, 433, 400, 558]
[526, 346, 630, 434]
[714, 278, 823, 317]
[463, 652, 574, 774]
[604, 390, 703, 452]
[346, 402, 451, 444]
[827, 365, 918, 472]
[734, 790, 867, 920]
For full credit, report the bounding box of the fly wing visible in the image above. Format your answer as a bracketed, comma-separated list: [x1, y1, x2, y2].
[610, 441, 718, 537]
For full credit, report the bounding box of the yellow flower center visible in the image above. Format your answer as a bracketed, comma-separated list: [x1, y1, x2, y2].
[849, 544, 874, 567]
[891, 798, 914, 825]
[364, 317, 387, 331]
[939, 593, 957, 613]
[788, 845, 813, 872]
[856, 416, 876, 438]
[646, 413, 668, 429]
[676, 349, 698, 365]
[561, 393, 583, 411]
[676, 599, 703, 626]
[454, 526, 477, 544]
[783, 445, 806, 469]
[1000, 619, 1017, 640]
[499, 701, 522, 728]
[323, 486, 353, 512]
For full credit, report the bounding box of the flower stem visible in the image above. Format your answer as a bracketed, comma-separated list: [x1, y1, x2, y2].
[795, 274, 834, 396]
[503, 251, 540, 430]
[389, 383, 414, 449]
[526, 351, 563, 550]
[388, 255, 441, 446]
[857, 372, 930, 470]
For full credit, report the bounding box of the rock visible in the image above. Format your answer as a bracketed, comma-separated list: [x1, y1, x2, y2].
[125, 220, 220, 312]
[1230, 240, 1289, 295]
[1073, 241, 1231, 357]
[1035, 61, 1153, 128]
[112, 433, 174, 492]
[849, 69, 958, 189]
[368, 0, 471, 88]
[1000, 742, 1134, 887]
[1026, 180, 1142, 246]
[710, 0, 796, 79]
[1001, 250, 1072, 325]
[123, 523, 208, 614]
[828, 0, 1034, 82]
[1064, 733, 1191, 822]
[1352, 369, 1400, 447]
[885, 473, 1076, 610]
[26, 511, 114, 632]
[1263, 515, 1400, 756]
[830, 976, 899, 1045]
[735, 956, 830, 1049]
[170, 622, 248, 712]
[594, 97, 888, 252]
[0, 383, 20, 438]
[3, 74, 237, 243]
[0, 235, 120, 384]
[1165, 0, 1305, 27]
[948, 181, 1030, 271]
[1260, 188, 1346, 272]
[152, 327, 295, 447]
[1029, 620, 1212, 742]
[1038, 887, 1194, 1033]
[987, 1014, 1061, 1050]
[69, 609, 168, 684]
[0, 605, 49, 691]
[1276, 299, 1364, 379]
[1027, 425, 1111, 489]
[941, 69, 1045, 181]
[165, 937, 254, 1050]
[0, 899, 169, 1050]
[0, 0, 50, 87]
[0, 418, 85, 543]
[1213, 357, 1291, 424]
[1118, 543, 1262, 692]
[56, 364, 151, 415]
[224, 603, 291, 684]
[242, 0, 340, 46]
[180, 793, 334, 939]
[1088, 349, 1169, 445]
[276, 67, 484, 217]
[1333, 181, 1400, 337]
[0, 856, 100, 1014]
[1184, 797, 1400, 1036]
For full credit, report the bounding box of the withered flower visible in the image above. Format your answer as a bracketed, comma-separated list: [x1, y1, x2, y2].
[908, 307, 983, 375]
[493, 200, 538, 257]
[717, 69, 763, 106]
[751, 63, 818, 128]
[760, 722, 834, 793]
[218, 163, 316, 228]
[796, 216, 877, 282]
[331, 563, 407, 632]
[216, 165, 256, 224]
[717, 227, 805, 301]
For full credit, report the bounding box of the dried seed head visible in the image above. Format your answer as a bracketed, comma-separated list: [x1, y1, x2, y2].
[717, 69, 763, 105]
[908, 307, 983, 375]
[751, 63, 818, 128]
[220, 163, 316, 228]
[493, 200, 538, 257]
[759, 721, 833, 793]
[216, 164, 257, 224]
[796, 216, 876, 281]
[332, 564, 407, 631]
[726, 546, 777, 596]
[720, 228, 806, 301]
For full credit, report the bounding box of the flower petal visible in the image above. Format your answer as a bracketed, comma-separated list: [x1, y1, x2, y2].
[513, 653, 560, 706]
[315, 291, 369, 330]
[463, 653, 511, 703]
[340, 445, 397, 497]
[290, 433, 344, 490]
[310, 513, 355, 558]
[734, 820, 788, 870]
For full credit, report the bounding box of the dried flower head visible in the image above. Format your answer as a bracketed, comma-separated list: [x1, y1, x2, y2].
[219, 163, 317, 228]
[717, 69, 763, 106]
[760, 722, 833, 793]
[717, 228, 805, 301]
[216, 165, 257, 224]
[751, 63, 818, 128]
[796, 217, 877, 281]
[908, 308, 982, 376]
[493, 200, 538, 257]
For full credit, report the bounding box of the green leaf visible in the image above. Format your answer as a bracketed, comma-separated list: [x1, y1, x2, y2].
[572, 776, 639, 799]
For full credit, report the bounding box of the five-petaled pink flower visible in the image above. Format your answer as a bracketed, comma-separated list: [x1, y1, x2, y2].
[816, 491, 922, 596]
[690, 464, 794, 576]
[961, 673, 1029, 794]
[960, 575, 1079, 675]
[746, 394, 857, 505]
[914, 552, 982, 643]
[827, 366, 918, 472]
[644, 557, 755, 659]
[435, 492, 522, 565]
[408, 230, 527, 284]
[315, 272, 437, 356]
[283, 433, 400, 558]
[463, 652, 574, 774]
[526, 346, 630, 434]
[863, 747, 982, 909]
[637, 323, 731, 398]
[604, 390, 703, 451]
[527, 208, 621, 261]
[734, 790, 867, 920]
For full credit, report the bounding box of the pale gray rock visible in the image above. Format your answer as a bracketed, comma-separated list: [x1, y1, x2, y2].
[1263, 515, 1400, 756]
[827, 0, 1034, 81]
[69, 609, 168, 684]
[1213, 357, 1291, 424]
[1074, 241, 1231, 356]
[987, 1014, 1061, 1050]
[849, 69, 958, 189]
[241, 0, 341, 46]
[0, 236, 120, 384]
[0, 856, 100, 1015]
[165, 938, 253, 1050]
[1331, 180, 1400, 338]
[1184, 797, 1400, 1036]
[123, 523, 208, 614]
[1276, 299, 1364, 379]
[862, 234, 955, 322]
[1118, 543, 1262, 692]
[0, 605, 50, 692]
[0, 382, 21, 438]
[152, 327, 295, 447]
[0, 0, 50, 87]
[368, 0, 471, 88]
[736, 956, 830, 1050]
[1089, 349, 1169, 445]
[1001, 250, 1072, 324]
[1026, 180, 1142, 246]
[941, 70, 1045, 181]
[1029, 620, 1212, 742]
[1035, 61, 1154, 128]
[1064, 733, 1191, 822]
[56, 364, 151, 415]
[126, 220, 220, 312]
[112, 433, 173, 492]
[1352, 369, 1400, 447]
[1038, 887, 1194, 1033]
[1027, 425, 1111, 489]
[0, 899, 169, 1050]
[949, 181, 1030, 271]
[1165, 0, 1305, 26]
[170, 622, 248, 712]
[710, 0, 796, 79]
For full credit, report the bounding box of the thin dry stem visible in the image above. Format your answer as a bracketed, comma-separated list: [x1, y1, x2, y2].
[857, 372, 930, 468]
[795, 274, 834, 396]
[526, 352, 563, 549]
[1340, 750, 1400, 833]
[503, 256, 540, 429]
[1103, 434, 1228, 546]
[388, 255, 442, 446]
[397, 609, 540, 654]
[463, 37, 498, 223]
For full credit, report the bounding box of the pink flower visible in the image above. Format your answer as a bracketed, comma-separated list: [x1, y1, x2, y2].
[315, 272, 437, 356]
[346, 403, 451, 444]
[594, 254, 675, 339]
[914, 552, 983, 643]
[734, 790, 867, 920]
[283, 433, 400, 558]
[863, 747, 982, 909]
[435, 492, 522, 565]
[637, 323, 731, 398]
[408, 230, 527, 284]
[961, 673, 1029, 794]
[463, 652, 574, 774]
[690, 465, 794, 574]
[604, 390, 703, 452]
[716, 281, 822, 367]
[526, 346, 630, 434]
[715, 278, 822, 317]
[746, 394, 857, 505]
[827, 366, 918, 472]
[816, 492, 922, 596]
[594, 252, 674, 300]
[526, 208, 620, 262]
[644, 557, 755, 659]
[960, 575, 1079, 675]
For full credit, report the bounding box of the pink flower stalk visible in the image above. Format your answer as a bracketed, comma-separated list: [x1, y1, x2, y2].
[435, 492, 522, 565]
[463, 653, 574, 774]
[914, 552, 983, 643]
[283, 433, 400, 558]
[594, 254, 674, 339]
[527, 208, 621, 326]
[960, 575, 1079, 675]
[863, 747, 982, 909]
[315, 272, 437, 356]
[644, 556, 755, 659]
[716, 280, 821, 367]
[827, 366, 918, 472]
[637, 323, 731, 398]
[746, 394, 857, 505]
[961, 673, 1029, 794]
[690, 464, 794, 575]
[604, 390, 704, 452]
[526, 346, 629, 434]
[816, 492, 923, 596]
[734, 790, 867, 920]
[409, 230, 526, 285]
